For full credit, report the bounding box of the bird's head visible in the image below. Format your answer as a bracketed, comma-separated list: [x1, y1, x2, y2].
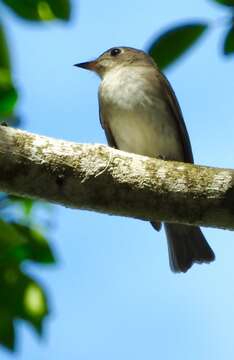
[74, 47, 154, 78]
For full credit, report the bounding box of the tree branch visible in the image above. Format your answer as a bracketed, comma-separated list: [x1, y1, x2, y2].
[0, 126, 234, 230]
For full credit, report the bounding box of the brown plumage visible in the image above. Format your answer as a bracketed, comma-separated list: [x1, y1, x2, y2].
[75, 46, 215, 272]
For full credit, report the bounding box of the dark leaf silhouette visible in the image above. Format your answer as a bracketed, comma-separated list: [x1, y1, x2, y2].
[0, 267, 49, 350]
[148, 23, 208, 70]
[2, 0, 71, 21]
[224, 26, 234, 55]
[212, 0, 234, 6]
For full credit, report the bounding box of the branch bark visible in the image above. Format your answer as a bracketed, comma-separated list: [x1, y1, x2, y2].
[0, 125, 234, 230]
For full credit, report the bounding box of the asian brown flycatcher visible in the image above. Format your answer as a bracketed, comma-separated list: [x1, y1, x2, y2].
[75, 46, 215, 272]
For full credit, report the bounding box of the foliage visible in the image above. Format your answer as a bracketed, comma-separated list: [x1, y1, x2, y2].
[2, 0, 71, 21]
[0, 0, 233, 353]
[0, 23, 17, 121]
[0, 0, 71, 351]
[224, 25, 234, 54]
[149, 23, 208, 70]
[148, 0, 234, 69]
[0, 0, 71, 123]
[213, 0, 234, 6]
[0, 197, 56, 350]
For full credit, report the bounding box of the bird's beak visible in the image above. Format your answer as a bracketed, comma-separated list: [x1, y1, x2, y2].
[74, 60, 97, 71]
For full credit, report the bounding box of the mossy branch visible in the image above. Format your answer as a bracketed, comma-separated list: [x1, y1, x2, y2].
[0, 126, 234, 230]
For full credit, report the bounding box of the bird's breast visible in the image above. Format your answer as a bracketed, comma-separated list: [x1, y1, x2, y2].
[100, 66, 159, 110]
[99, 67, 184, 160]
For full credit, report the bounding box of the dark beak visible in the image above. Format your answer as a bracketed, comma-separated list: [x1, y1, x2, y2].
[74, 60, 97, 71]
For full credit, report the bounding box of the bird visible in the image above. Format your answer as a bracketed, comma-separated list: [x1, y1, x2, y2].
[74, 46, 215, 273]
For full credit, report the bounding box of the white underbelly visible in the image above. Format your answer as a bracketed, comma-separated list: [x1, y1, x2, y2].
[109, 110, 183, 160]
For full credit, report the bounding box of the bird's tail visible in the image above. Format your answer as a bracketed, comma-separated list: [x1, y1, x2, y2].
[164, 223, 215, 273]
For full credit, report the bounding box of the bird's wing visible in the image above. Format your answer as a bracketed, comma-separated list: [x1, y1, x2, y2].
[158, 71, 194, 164]
[98, 92, 118, 148]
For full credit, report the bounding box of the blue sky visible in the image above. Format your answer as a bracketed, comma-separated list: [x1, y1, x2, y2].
[1, 0, 234, 359]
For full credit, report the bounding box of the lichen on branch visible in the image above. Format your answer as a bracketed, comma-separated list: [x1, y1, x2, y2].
[0, 126, 234, 230]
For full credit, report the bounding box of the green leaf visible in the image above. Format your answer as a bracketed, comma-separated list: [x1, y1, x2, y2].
[47, 0, 71, 20]
[212, 0, 234, 6]
[2, 0, 71, 21]
[2, 0, 46, 21]
[15, 273, 49, 335]
[148, 23, 208, 70]
[0, 267, 49, 350]
[0, 220, 26, 259]
[11, 223, 56, 264]
[0, 310, 15, 350]
[0, 218, 55, 265]
[0, 83, 18, 117]
[0, 23, 11, 69]
[0, 24, 18, 118]
[224, 26, 234, 54]
[2, 0, 41, 21]
[8, 196, 35, 216]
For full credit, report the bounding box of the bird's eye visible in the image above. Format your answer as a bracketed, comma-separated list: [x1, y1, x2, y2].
[110, 48, 121, 57]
